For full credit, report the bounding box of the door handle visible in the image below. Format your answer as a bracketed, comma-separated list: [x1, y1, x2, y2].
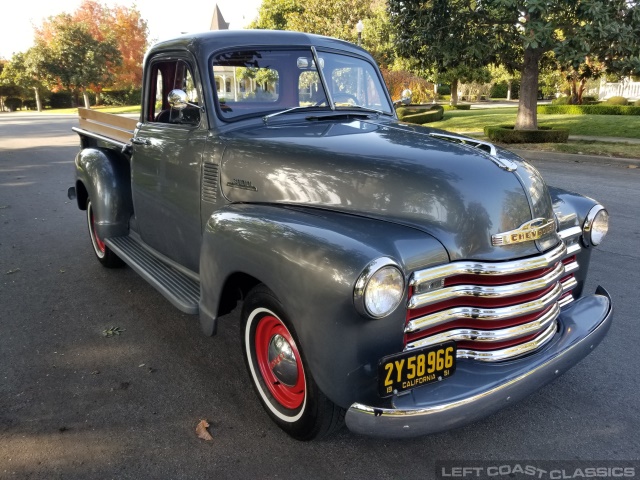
[131, 137, 150, 145]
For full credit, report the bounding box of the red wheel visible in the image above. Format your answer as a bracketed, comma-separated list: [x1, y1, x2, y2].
[253, 313, 306, 411]
[86, 199, 123, 268]
[241, 285, 344, 440]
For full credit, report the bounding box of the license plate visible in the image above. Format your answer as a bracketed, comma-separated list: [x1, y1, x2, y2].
[378, 342, 456, 397]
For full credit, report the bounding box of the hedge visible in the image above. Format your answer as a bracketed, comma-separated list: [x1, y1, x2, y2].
[538, 104, 640, 115]
[484, 125, 569, 143]
[442, 104, 471, 111]
[397, 104, 444, 124]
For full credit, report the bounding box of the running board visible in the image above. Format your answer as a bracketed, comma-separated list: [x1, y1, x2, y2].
[105, 236, 200, 314]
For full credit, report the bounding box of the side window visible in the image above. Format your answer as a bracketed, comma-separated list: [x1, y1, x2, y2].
[147, 59, 200, 126]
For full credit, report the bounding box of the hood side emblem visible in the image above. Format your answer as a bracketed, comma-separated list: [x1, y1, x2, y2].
[226, 178, 258, 191]
[492, 218, 556, 246]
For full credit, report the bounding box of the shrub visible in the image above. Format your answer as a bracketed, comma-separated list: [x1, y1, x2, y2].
[5, 97, 22, 111]
[398, 105, 444, 124]
[442, 104, 471, 111]
[23, 99, 37, 110]
[490, 81, 520, 99]
[101, 88, 142, 106]
[381, 69, 434, 104]
[552, 96, 571, 105]
[48, 91, 74, 109]
[635, 99, 640, 107]
[437, 84, 451, 95]
[605, 96, 628, 105]
[537, 104, 640, 115]
[582, 96, 598, 104]
[484, 125, 569, 143]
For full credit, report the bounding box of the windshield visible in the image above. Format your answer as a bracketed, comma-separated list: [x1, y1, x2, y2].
[211, 49, 392, 120]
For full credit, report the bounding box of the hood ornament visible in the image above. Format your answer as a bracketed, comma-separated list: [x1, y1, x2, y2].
[492, 218, 556, 246]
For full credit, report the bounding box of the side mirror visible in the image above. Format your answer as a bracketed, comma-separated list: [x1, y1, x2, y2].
[393, 88, 412, 107]
[168, 89, 189, 110]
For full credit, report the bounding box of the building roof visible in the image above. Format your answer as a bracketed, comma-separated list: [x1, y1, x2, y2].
[210, 5, 230, 31]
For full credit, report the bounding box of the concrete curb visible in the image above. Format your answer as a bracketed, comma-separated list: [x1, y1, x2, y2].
[510, 149, 640, 168]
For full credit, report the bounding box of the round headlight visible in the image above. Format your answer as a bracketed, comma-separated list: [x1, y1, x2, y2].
[354, 259, 405, 318]
[584, 205, 609, 246]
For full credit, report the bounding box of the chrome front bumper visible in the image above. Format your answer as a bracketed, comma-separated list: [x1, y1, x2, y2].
[345, 287, 612, 438]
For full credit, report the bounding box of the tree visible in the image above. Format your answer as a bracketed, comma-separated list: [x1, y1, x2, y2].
[1, 49, 48, 111]
[250, 0, 377, 50]
[36, 1, 148, 92]
[388, 0, 510, 105]
[389, 0, 640, 129]
[36, 14, 122, 108]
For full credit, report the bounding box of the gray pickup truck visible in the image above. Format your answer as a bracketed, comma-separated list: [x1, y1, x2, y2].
[69, 30, 612, 440]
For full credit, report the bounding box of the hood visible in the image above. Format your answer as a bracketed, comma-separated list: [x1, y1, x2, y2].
[219, 118, 558, 261]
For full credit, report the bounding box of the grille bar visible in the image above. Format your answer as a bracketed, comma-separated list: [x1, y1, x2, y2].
[405, 282, 563, 334]
[408, 262, 565, 310]
[456, 321, 558, 362]
[409, 242, 566, 287]
[406, 303, 559, 351]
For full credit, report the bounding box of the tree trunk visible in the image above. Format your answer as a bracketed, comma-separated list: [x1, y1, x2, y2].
[450, 78, 459, 106]
[82, 88, 91, 109]
[515, 48, 542, 130]
[33, 87, 42, 112]
[506, 80, 512, 101]
[570, 77, 579, 104]
[577, 78, 587, 104]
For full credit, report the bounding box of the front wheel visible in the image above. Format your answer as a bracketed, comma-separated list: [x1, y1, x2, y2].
[241, 285, 344, 440]
[86, 199, 123, 268]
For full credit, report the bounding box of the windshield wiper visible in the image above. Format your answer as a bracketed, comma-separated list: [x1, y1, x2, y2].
[263, 106, 327, 124]
[334, 105, 392, 117]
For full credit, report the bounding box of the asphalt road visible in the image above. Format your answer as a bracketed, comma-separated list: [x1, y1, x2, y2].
[1, 114, 639, 479]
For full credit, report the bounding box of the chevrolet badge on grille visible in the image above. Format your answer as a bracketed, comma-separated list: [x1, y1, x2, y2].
[492, 218, 556, 246]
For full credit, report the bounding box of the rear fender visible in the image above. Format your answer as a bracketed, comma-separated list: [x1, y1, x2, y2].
[199, 203, 449, 408]
[74, 147, 133, 239]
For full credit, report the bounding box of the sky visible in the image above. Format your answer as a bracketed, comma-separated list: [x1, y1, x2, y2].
[0, 0, 263, 60]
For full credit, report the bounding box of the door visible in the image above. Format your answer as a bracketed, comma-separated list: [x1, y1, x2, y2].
[131, 56, 206, 272]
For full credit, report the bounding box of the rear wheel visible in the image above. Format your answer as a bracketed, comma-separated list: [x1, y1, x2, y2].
[87, 199, 123, 268]
[241, 285, 344, 440]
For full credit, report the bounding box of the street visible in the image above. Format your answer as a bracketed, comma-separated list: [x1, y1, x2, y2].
[1, 114, 639, 479]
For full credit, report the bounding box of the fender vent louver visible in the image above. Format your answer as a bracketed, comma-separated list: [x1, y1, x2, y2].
[202, 163, 219, 203]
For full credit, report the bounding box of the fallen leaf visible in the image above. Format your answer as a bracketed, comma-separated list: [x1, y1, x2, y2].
[628, 165, 638, 169]
[59, 269, 66, 273]
[0, 205, 9, 209]
[6, 268, 20, 275]
[103, 326, 125, 337]
[196, 419, 213, 441]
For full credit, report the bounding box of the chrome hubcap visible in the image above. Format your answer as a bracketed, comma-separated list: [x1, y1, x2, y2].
[267, 334, 299, 387]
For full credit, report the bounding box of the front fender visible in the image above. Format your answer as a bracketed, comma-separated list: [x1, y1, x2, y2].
[199, 203, 448, 409]
[75, 147, 132, 239]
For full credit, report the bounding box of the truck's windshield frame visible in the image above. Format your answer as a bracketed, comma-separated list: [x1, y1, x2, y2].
[210, 47, 392, 122]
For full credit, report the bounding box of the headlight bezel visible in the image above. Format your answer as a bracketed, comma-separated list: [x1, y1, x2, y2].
[582, 204, 609, 247]
[354, 257, 405, 319]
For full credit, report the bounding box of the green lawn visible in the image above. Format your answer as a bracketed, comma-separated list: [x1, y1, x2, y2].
[428, 107, 640, 139]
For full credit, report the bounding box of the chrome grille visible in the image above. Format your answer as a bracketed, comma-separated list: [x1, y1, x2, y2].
[405, 228, 582, 362]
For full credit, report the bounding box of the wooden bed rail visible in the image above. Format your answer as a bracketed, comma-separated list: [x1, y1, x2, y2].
[77, 108, 138, 144]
